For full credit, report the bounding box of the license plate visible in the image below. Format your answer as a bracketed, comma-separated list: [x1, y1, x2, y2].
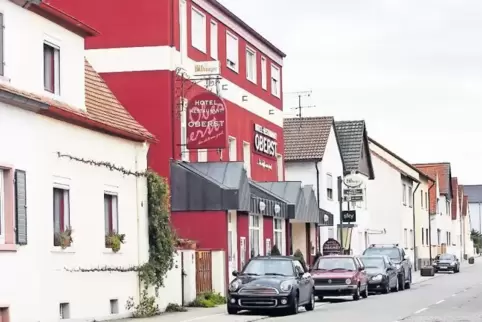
[440, 266, 447, 268]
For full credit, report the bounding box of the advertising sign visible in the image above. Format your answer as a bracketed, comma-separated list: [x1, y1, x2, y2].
[322, 238, 342, 255]
[253, 123, 278, 160]
[192, 61, 221, 76]
[186, 92, 227, 150]
[343, 173, 364, 188]
[341, 210, 356, 223]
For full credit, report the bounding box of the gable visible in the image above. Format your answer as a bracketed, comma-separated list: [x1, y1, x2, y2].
[358, 139, 371, 177]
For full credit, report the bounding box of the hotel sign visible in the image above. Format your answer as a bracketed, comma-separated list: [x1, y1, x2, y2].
[253, 123, 277, 160]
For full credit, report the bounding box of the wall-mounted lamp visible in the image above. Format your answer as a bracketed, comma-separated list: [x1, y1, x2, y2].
[222, 84, 228, 91]
[242, 95, 248, 102]
[269, 109, 275, 115]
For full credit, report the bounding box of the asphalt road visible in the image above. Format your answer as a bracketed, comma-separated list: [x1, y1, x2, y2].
[186, 260, 482, 322]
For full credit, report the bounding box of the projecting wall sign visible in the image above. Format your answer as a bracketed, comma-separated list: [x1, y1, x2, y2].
[253, 123, 278, 160]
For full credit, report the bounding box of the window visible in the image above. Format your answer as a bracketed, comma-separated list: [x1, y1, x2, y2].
[425, 228, 429, 246]
[261, 57, 267, 90]
[110, 299, 119, 314]
[226, 32, 238, 72]
[326, 173, 333, 200]
[197, 149, 207, 162]
[243, 142, 251, 178]
[53, 187, 70, 247]
[210, 20, 218, 59]
[409, 229, 413, 248]
[0, 170, 3, 244]
[420, 190, 424, 208]
[402, 183, 407, 205]
[180, 98, 189, 161]
[293, 260, 305, 273]
[249, 214, 260, 257]
[44, 43, 60, 94]
[270, 64, 280, 97]
[403, 228, 408, 248]
[421, 227, 425, 245]
[228, 137, 236, 161]
[0, 13, 4, 76]
[437, 229, 441, 245]
[408, 186, 413, 207]
[191, 7, 206, 52]
[246, 47, 256, 83]
[273, 218, 283, 253]
[425, 192, 428, 211]
[60, 303, 70, 319]
[104, 193, 119, 236]
[446, 200, 450, 216]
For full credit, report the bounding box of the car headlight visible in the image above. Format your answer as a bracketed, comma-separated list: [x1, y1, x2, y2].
[229, 280, 241, 292]
[395, 264, 401, 270]
[451, 261, 456, 266]
[345, 279, 352, 285]
[280, 281, 292, 292]
[372, 274, 383, 281]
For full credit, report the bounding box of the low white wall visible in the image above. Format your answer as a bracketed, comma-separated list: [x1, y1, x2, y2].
[211, 250, 226, 297]
[155, 253, 183, 311]
[181, 250, 197, 305]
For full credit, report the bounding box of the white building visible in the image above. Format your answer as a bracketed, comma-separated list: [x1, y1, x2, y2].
[0, 1, 154, 321]
[283, 117, 344, 252]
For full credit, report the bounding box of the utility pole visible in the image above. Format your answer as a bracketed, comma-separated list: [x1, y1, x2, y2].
[338, 176, 344, 254]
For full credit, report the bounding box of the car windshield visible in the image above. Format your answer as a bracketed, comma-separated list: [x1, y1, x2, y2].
[439, 254, 454, 260]
[361, 257, 385, 269]
[316, 257, 356, 271]
[364, 248, 401, 261]
[242, 259, 294, 276]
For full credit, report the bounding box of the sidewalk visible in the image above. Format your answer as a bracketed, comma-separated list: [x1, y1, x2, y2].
[111, 306, 226, 322]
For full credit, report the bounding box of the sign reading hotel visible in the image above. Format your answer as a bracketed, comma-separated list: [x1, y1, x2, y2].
[186, 92, 227, 150]
[253, 123, 277, 160]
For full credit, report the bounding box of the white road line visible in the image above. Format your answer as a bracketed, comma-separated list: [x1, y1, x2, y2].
[435, 300, 445, 304]
[414, 308, 428, 314]
[452, 293, 457, 297]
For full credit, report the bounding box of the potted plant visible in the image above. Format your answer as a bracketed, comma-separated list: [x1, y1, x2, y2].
[54, 227, 73, 249]
[176, 238, 197, 250]
[105, 231, 126, 253]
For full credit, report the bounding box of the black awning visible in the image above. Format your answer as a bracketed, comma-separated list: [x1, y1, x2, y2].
[249, 180, 294, 219]
[170, 161, 250, 212]
[319, 208, 334, 227]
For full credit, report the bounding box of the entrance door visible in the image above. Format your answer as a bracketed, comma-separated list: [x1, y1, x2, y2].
[228, 211, 237, 280]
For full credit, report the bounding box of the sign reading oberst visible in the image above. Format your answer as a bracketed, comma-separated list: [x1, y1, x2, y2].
[186, 92, 227, 150]
[253, 124, 278, 159]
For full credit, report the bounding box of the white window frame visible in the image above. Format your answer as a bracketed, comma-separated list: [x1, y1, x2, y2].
[0, 170, 4, 244]
[408, 186, 413, 208]
[228, 136, 237, 161]
[402, 183, 407, 205]
[197, 149, 208, 162]
[246, 46, 257, 83]
[104, 192, 119, 236]
[243, 141, 251, 178]
[191, 7, 206, 53]
[403, 228, 408, 248]
[43, 41, 61, 95]
[326, 173, 333, 200]
[273, 218, 283, 253]
[249, 214, 260, 257]
[226, 31, 239, 73]
[261, 56, 267, 90]
[270, 64, 280, 97]
[210, 20, 218, 59]
[180, 98, 189, 161]
[53, 183, 71, 246]
[409, 229, 413, 248]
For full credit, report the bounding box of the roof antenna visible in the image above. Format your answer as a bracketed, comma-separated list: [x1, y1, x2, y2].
[285, 90, 315, 131]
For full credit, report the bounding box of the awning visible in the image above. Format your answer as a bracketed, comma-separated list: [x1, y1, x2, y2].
[319, 208, 334, 227]
[170, 161, 250, 211]
[249, 180, 294, 219]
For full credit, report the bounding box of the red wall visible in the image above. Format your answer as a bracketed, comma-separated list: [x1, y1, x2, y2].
[263, 217, 273, 254]
[171, 211, 228, 250]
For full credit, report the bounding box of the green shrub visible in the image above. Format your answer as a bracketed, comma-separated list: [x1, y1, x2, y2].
[270, 244, 281, 256]
[165, 303, 187, 312]
[293, 249, 306, 268]
[188, 291, 226, 307]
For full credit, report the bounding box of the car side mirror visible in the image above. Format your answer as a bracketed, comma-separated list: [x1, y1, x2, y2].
[232, 270, 239, 277]
[358, 266, 364, 272]
[404, 255, 409, 260]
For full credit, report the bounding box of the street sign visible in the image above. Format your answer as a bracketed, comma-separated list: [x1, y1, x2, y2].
[343, 188, 363, 196]
[341, 210, 356, 223]
[343, 173, 364, 188]
[343, 195, 363, 202]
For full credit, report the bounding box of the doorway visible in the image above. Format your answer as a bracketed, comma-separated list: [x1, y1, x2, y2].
[227, 210, 238, 280]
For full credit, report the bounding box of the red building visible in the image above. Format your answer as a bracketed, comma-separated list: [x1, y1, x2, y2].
[50, 0, 320, 287]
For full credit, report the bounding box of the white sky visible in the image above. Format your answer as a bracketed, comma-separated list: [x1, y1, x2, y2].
[219, 0, 482, 184]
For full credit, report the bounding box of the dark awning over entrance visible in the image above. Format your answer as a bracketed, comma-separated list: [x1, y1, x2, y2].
[257, 182, 319, 223]
[249, 181, 294, 219]
[319, 208, 334, 227]
[170, 161, 250, 211]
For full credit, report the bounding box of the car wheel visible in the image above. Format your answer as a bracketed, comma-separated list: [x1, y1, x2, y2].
[305, 291, 315, 311]
[392, 277, 399, 292]
[362, 285, 369, 298]
[405, 271, 411, 289]
[353, 285, 361, 301]
[382, 282, 390, 294]
[398, 273, 406, 291]
[227, 306, 238, 315]
[289, 293, 299, 315]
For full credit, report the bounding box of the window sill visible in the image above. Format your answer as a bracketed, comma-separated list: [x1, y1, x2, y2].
[192, 44, 206, 54]
[247, 77, 257, 85]
[271, 92, 280, 99]
[0, 244, 17, 252]
[103, 249, 123, 255]
[51, 247, 76, 254]
[226, 64, 238, 74]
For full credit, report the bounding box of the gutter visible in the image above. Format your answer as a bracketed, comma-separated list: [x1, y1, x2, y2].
[412, 181, 420, 271]
[428, 181, 435, 265]
[315, 161, 321, 253]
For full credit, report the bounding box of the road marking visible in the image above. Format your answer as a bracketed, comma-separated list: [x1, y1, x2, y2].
[435, 300, 445, 304]
[414, 308, 428, 314]
[452, 293, 457, 297]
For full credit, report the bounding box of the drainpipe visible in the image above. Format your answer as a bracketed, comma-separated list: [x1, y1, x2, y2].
[428, 181, 435, 265]
[315, 162, 321, 252]
[412, 181, 420, 271]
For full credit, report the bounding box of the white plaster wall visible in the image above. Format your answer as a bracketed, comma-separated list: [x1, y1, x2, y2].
[414, 180, 431, 261]
[157, 254, 183, 311]
[400, 177, 415, 262]
[181, 250, 197, 305]
[211, 250, 226, 297]
[0, 102, 151, 322]
[437, 195, 453, 245]
[2, 0, 86, 109]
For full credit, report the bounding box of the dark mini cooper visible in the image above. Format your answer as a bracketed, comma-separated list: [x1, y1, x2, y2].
[433, 253, 460, 273]
[227, 256, 315, 315]
[360, 255, 399, 294]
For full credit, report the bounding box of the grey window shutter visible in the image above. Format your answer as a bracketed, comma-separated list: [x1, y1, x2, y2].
[15, 170, 27, 245]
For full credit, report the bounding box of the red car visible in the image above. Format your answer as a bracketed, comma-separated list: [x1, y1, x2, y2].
[310, 255, 369, 301]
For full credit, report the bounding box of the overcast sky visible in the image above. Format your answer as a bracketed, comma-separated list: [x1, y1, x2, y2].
[219, 0, 482, 184]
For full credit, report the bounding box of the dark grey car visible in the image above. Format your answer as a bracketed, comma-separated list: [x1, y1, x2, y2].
[360, 255, 399, 294]
[433, 253, 460, 273]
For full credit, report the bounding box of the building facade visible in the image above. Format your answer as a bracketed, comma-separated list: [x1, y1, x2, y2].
[0, 1, 153, 321]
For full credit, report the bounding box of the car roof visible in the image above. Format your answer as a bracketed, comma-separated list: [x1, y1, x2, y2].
[320, 255, 356, 259]
[360, 255, 388, 259]
[250, 256, 294, 261]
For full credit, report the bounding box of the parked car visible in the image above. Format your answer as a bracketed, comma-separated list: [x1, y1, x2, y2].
[226, 256, 315, 315]
[433, 253, 460, 273]
[363, 244, 412, 290]
[310, 255, 369, 301]
[360, 255, 399, 293]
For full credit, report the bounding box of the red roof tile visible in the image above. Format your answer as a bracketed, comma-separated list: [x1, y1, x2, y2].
[458, 185, 464, 214]
[0, 60, 155, 143]
[413, 163, 452, 196]
[413, 165, 439, 215]
[451, 177, 459, 220]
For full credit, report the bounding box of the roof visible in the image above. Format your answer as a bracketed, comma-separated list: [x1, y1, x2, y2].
[413, 163, 453, 198]
[207, 0, 286, 58]
[334, 120, 375, 179]
[458, 185, 464, 213]
[462, 195, 468, 216]
[13, 0, 99, 37]
[451, 177, 459, 220]
[369, 137, 435, 182]
[283, 117, 338, 161]
[0, 60, 155, 143]
[462, 185, 482, 203]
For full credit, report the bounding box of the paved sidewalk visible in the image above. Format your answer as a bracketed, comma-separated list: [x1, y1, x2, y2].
[111, 306, 226, 322]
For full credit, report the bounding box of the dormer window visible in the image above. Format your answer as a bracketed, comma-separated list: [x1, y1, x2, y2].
[43, 42, 60, 94]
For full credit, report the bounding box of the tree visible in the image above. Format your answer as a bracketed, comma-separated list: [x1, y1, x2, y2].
[471, 229, 482, 252]
[293, 249, 306, 268]
[270, 244, 281, 256]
